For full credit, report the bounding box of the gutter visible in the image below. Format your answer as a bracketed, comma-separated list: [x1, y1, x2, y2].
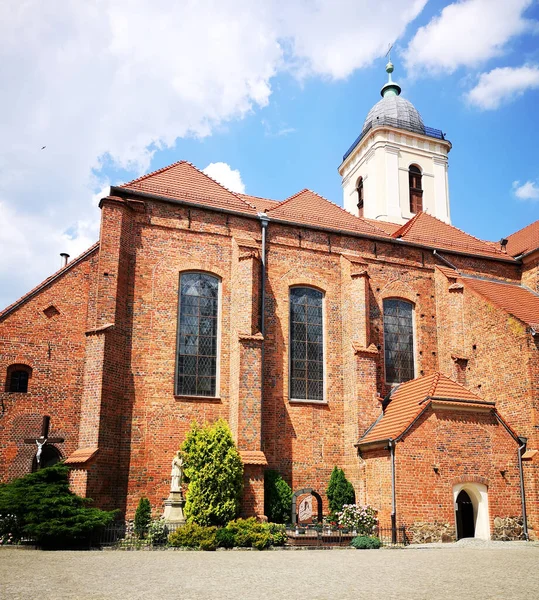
[258, 213, 270, 453]
[111, 187, 517, 265]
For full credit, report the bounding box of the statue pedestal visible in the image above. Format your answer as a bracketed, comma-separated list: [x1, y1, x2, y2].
[163, 491, 186, 524]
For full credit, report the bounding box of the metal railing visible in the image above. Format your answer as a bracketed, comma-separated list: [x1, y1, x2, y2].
[343, 117, 445, 162]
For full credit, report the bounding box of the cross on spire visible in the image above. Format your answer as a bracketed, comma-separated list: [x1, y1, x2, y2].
[24, 416, 64, 469]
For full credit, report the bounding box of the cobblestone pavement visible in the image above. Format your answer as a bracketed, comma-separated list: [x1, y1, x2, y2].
[1, 541, 538, 600]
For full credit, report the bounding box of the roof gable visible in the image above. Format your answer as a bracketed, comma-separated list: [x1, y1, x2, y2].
[391, 212, 506, 259]
[359, 372, 488, 445]
[266, 189, 392, 237]
[121, 161, 258, 214]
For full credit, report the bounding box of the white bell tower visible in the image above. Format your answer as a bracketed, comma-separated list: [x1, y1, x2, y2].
[339, 60, 452, 225]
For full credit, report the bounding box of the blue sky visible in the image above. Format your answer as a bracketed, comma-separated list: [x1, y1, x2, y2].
[1, 0, 538, 310]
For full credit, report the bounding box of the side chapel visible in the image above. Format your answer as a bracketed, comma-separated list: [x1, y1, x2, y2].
[1, 62, 538, 541]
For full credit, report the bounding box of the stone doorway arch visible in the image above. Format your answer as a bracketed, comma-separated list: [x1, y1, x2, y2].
[291, 488, 323, 525]
[453, 482, 490, 540]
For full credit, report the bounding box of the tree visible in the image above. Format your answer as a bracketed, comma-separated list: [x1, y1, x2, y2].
[134, 497, 151, 538]
[326, 467, 355, 514]
[0, 464, 116, 547]
[181, 419, 243, 526]
[264, 470, 292, 523]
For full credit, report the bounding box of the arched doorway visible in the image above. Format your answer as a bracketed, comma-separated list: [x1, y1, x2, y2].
[456, 490, 475, 539]
[31, 445, 62, 472]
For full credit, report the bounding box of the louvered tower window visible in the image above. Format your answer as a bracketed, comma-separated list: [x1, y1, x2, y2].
[290, 287, 324, 401]
[383, 299, 415, 384]
[409, 165, 423, 213]
[176, 273, 219, 396]
[357, 177, 364, 217]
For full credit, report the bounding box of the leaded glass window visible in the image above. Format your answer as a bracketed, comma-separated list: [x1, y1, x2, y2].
[9, 369, 29, 393]
[176, 273, 219, 396]
[383, 299, 415, 384]
[290, 287, 324, 401]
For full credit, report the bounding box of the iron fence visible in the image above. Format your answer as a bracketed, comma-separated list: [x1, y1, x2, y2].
[285, 524, 409, 548]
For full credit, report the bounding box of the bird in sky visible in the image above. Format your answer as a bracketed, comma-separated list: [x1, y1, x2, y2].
[41, 146, 46, 150]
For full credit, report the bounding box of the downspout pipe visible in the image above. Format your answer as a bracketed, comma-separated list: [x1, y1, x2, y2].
[258, 213, 270, 455]
[258, 213, 269, 336]
[432, 249, 459, 271]
[389, 439, 397, 544]
[517, 436, 529, 541]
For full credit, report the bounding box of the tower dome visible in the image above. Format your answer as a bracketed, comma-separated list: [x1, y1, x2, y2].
[362, 60, 425, 135]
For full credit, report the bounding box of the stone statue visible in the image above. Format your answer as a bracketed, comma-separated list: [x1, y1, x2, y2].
[170, 451, 184, 492]
[35, 438, 47, 466]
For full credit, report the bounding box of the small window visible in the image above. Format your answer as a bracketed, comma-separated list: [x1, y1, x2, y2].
[176, 272, 219, 397]
[356, 177, 364, 218]
[7, 365, 31, 393]
[383, 299, 415, 384]
[409, 165, 423, 214]
[290, 287, 324, 401]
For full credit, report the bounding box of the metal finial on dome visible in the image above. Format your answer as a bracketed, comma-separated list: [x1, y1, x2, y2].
[381, 46, 401, 98]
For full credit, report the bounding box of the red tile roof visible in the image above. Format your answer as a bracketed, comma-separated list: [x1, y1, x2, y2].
[506, 220, 539, 256]
[391, 212, 506, 259]
[64, 447, 99, 465]
[360, 372, 489, 445]
[462, 276, 539, 330]
[121, 161, 259, 215]
[118, 161, 518, 261]
[239, 450, 268, 466]
[266, 189, 392, 237]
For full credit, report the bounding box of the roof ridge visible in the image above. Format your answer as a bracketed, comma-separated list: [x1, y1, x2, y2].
[238, 192, 280, 203]
[0, 242, 100, 320]
[391, 211, 422, 238]
[506, 219, 539, 240]
[121, 160, 187, 187]
[427, 372, 441, 397]
[266, 188, 310, 212]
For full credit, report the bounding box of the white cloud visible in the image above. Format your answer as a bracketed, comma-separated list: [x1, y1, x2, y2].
[0, 0, 429, 309]
[513, 180, 539, 201]
[466, 65, 539, 109]
[404, 0, 536, 74]
[203, 163, 246, 194]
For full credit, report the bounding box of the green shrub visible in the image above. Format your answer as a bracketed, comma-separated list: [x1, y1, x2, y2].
[147, 519, 169, 546]
[267, 522, 287, 546]
[350, 535, 381, 550]
[181, 419, 243, 526]
[224, 517, 275, 549]
[134, 497, 151, 538]
[215, 527, 236, 548]
[264, 470, 292, 524]
[0, 464, 116, 548]
[168, 522, 217, 549]
[326, 467, 355, 514]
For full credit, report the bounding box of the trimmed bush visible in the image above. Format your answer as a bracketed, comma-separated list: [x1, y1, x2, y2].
[134, 497, 151, 538]
[223, 517, 286, 550]
[216, 527, 236, 548]
[350, 535, 381, 550]
[0, 464, 116, 548]
[181, 419, 243, 526]
[168, 522, 217, 549]
[326, 467, 355, 514]
[264, 470, 292, 524]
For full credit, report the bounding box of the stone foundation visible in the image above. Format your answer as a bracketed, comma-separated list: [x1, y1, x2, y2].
[491, 516, 526, 541]
[409, 521, 455, 544]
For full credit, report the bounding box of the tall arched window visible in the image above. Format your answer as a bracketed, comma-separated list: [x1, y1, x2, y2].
[356, 177, 364, 218]
[6, 364, 32, 393]
[176, 272, 219, 397]
[290, 287, 324, 401]
[383, 299, 415, 384]
[409, 165, 423, 213]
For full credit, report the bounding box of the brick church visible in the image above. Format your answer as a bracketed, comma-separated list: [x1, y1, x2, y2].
[1, 62, 538, 541]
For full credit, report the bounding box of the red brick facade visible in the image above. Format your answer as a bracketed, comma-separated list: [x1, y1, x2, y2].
[1, 164, 538, 541]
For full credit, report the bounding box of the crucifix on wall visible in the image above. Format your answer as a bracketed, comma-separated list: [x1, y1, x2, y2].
[24, 416, 64, 470]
